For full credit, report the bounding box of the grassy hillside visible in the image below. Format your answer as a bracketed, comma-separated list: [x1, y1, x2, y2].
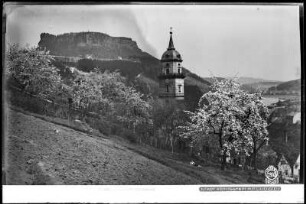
[6, 108, 200, 184]
[6, 107, 265, 184]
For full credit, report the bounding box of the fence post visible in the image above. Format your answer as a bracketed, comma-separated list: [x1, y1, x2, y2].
[68, 98, 73, 125]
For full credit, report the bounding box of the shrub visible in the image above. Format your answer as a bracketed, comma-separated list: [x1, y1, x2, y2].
[110, 123, 124, 135]
[9, 90, 45, 115]
[85, 117, 111, 136]
[122, 129, 137, 143]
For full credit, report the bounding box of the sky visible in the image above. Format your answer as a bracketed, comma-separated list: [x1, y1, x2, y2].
[4, 3, 302, 81]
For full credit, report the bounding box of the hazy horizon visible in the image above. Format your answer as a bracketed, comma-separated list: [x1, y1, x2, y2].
[4, 4, 302, 81]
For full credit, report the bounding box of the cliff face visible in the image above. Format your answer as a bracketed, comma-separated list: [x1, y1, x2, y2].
[38, 32, 211, 111]
[38, 32, 149, 59]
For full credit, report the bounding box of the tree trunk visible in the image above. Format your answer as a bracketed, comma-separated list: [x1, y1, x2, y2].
[218, 133, 226, 171]
[189, 145, 193, 157]
[139, 135, 141, 144]
[133, 123, 136, 134]
[165, 137, 168, 150]
[252, 145, 257, 170]
[221, 151, 226, 170]
[170, 136, 174, 154]
[67, 106, 71, 126]
[252, 139, 268, 170]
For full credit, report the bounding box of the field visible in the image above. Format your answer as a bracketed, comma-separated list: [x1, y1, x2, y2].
[5, 107, 264, 185]
[262, 94, 301, 106]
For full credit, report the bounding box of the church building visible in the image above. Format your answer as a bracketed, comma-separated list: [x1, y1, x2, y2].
[159, 28, 185, 100]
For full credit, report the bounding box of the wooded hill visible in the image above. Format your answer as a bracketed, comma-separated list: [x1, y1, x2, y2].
[267, 79, 301, 94]
[39, 32, 211, 111]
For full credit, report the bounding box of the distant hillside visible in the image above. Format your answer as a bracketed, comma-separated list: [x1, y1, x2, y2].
[274, 79, 301, 91]
[215, 77, 283, 93]
[39, 32, 211, 111]
[232, 77, 281, 85]
[184, 70, 211, 91]
[203, 77, 281, 93]
[266, 79, 301, 95]
[203, 77, 225, 84]
[205, 76, 281, 86]
[241, 81, 282, 93]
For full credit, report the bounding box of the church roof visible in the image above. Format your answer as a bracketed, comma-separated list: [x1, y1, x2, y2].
[161, 29, 182, 62]
[168, 31, 175, 50]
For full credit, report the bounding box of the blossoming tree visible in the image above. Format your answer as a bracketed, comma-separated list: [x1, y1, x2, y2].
[180, 78, 269, 170]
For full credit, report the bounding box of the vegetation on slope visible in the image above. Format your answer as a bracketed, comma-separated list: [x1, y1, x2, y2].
[274, 79, 301, 91]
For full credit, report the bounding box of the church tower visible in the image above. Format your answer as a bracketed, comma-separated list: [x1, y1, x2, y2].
[159, 28, 185, 100]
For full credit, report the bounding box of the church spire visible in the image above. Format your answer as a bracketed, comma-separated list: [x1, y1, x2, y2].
[168, 27, 175, 50]
[160, 28, 185, 100]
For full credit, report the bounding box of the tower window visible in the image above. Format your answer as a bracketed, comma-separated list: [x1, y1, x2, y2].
[166, 85, 169, 92]
[166, 68, 170, 74]
[178, 68, 181, 74]
[178, 85, 182, 93]
[166, 63, 169, 67]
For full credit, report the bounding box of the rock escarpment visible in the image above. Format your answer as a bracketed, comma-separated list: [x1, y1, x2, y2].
[38, 32, 149, 60]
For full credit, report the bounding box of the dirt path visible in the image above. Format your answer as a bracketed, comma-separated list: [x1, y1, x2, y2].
[6, 109, 202, 184]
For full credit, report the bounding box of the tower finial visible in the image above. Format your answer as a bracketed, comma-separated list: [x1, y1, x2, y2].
[168, 27, 175, 50]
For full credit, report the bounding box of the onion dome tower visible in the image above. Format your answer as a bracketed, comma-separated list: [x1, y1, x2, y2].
[159, 28, 185, 100]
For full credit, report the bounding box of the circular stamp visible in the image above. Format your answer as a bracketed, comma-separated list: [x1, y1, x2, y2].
[265, 165, 279, 180]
